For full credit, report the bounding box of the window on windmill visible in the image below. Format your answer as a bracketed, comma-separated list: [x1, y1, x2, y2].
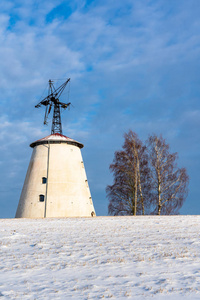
[42, 177, 47, 184]
[85, 180, 88, 187]
[81, 161, 84, 168]
[39, 194, 45, 202]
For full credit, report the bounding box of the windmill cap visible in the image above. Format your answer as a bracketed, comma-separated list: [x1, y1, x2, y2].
[30, 133, 84, 149]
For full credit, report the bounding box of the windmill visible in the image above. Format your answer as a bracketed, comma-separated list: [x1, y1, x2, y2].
[15, 77, 96, 218]
[35, 78, 71, 135]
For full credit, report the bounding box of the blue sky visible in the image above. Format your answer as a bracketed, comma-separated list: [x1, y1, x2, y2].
[0, 0, 200, 217]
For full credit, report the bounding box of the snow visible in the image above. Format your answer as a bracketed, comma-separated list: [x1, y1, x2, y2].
[30, 133, 83, 149]
[0, 216, 200, 299]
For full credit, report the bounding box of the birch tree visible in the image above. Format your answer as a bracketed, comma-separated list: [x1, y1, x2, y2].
[107, 131, 151, 216]
[147, 134, 189, 215]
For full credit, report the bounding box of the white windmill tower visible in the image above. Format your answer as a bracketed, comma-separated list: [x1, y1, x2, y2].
[15, 79, 96, 218]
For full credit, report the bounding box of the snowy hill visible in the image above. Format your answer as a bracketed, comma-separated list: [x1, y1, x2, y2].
[0, 216, 200, 299]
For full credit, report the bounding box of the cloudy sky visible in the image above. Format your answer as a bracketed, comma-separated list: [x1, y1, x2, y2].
[0, 0, 200, 217]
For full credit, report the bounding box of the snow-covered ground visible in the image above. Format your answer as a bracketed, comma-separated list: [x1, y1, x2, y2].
[0, 216, 200, 299]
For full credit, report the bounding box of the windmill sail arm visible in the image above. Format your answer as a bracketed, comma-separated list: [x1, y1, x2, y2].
[35, 78, 71, 134]
[54, 78, 70, 99]
[35, 78, 70, 108]
[35, 98, 51, 108]
[58, 101, 71, 108]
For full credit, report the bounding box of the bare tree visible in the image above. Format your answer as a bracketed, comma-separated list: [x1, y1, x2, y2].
[147, 134, 189, 215]
[107, 131, 189, 216]
[107, 130, 151, 216]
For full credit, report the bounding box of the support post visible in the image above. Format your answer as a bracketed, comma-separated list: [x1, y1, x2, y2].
[44, 142, 50, 218]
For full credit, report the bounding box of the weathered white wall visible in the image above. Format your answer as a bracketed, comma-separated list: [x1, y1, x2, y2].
[15, 142, 95, 218]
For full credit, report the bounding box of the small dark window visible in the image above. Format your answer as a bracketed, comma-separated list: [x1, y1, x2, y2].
[39, 194, 45, 202]
[42, 177, 47, 184]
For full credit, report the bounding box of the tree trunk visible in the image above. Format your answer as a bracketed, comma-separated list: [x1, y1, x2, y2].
[155, 140, 162, 215]
[134, 142, 137, 216]
[157, 180, 162, 215]
[134, 162, 137, 216]
[137, 156, 144, 215]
